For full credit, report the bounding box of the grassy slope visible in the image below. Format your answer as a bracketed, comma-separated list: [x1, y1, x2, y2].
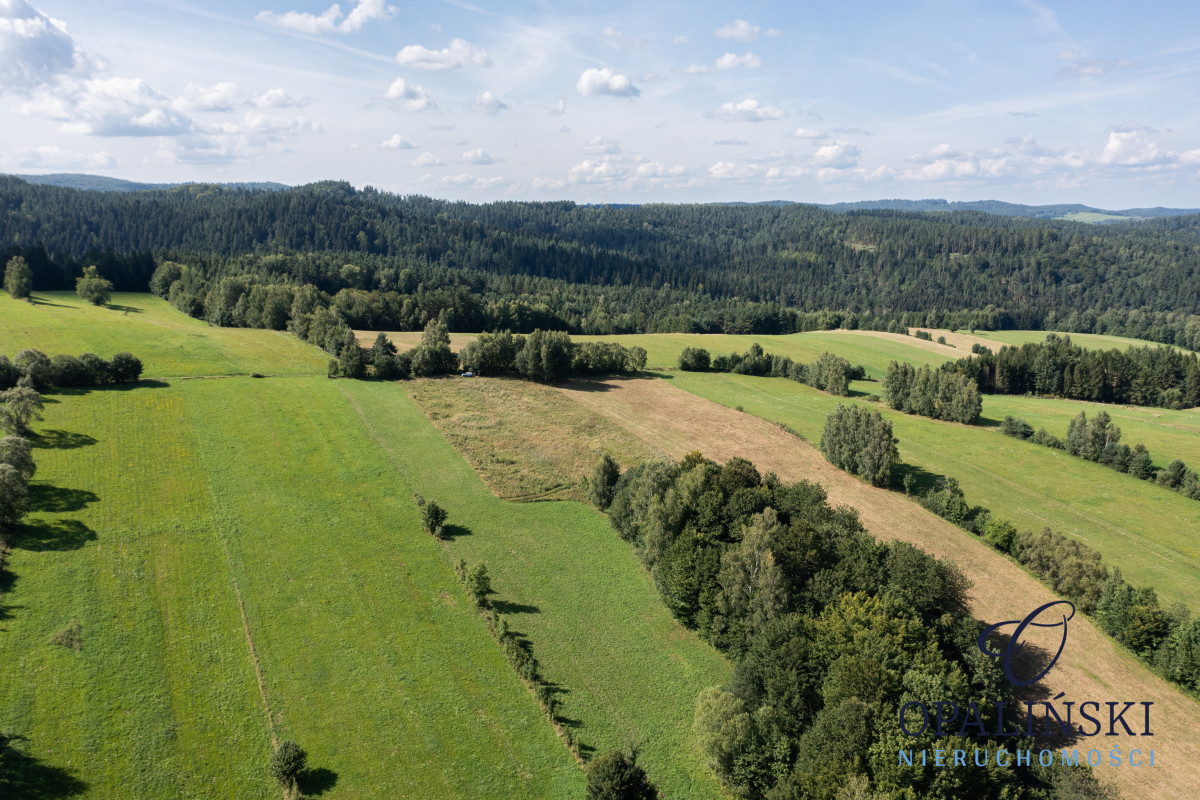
[0, 293, 583, 799]
[666, 370, 1200, 608]
[341, 380, 730, 799]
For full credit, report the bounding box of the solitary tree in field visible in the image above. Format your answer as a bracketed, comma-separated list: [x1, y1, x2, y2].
[75, 265, 113, 306]
[268, 740, 307, 796]
[417, 497, 448, 538]
[0, 387, 44, 436]
[4, 256, 32, 300]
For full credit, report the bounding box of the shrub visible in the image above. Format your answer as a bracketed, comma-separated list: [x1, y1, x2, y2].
[268, 741, 307, 792]
[1000, 415, 1034, 440]
[820, 405, 898, 487]
[678, 346, 711, 371]
[585, 453, 621, 510]
[415, 495, 448, 538]
[108, 352, 143, 383]
[585, 749, 657, 800]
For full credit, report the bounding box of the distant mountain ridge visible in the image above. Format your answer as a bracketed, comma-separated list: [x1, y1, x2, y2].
[11, 173, 289, 193]
[813, 198, 1200, 221]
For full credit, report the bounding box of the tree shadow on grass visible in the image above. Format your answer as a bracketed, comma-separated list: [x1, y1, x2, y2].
[491, 599, 540, 615]
[0, 734, 88, 798]
[0, 566, 18, 622]
[298, 767, 338, 796]
[982, 629, 1084, 747]
[14, 519, 97, 552]
[27, 296, 73, 308]
[439, 523, 472, 541]
[27, 485, 99, 514]
[891, 462, 943, 495]
[563, 372, 671, 393]
[49, 380, 169, 398]
[105, 304, 142, 314]
[31, 430, 97, 450]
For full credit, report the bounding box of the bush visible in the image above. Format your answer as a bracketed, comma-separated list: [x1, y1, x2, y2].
[1012, 528, 1109, 613]
[585, 453, 621, 510]
[465, 563, 491, 607]
[585, 749, 657, 800]
[108, 352, 143, 383]
[415, 495, 448, 538]
[1000, 415, 1034, 440]
[678, 347, 711, 371]
[268, 740, 307, 791]
[915, 330, 932, 341]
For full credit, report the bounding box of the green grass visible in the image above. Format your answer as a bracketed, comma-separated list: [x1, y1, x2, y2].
[574, 331, 953, 377]
[341, 380, 731, 799]
[0, 300, 584, 797]
[0, 291, 328, 377]
[963, 328, 1188, 353]
[665, 371, 1200, 611]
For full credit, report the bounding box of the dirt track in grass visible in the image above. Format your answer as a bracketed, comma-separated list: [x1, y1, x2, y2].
[557, 374, 1200, 799]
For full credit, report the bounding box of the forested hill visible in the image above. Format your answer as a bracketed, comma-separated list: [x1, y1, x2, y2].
[3, 175, 1200, 340]
[815, 198, 1200, 219]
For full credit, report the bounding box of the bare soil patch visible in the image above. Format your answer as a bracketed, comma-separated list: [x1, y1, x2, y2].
[558, 375, 1200, 799]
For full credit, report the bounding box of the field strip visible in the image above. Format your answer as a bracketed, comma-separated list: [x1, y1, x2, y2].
[818, 328, 965, 358]
[557, 375, 1200, 800]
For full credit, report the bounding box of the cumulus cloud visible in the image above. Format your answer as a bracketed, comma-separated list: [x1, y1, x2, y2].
[578, 135, 620, 155]
[709, 161, 763, 179]
[686, 51, 761, 74]
[412, 151, 444, 167]
[172, 81, 239, 113]
[712, 98, 785, 122]
[210, 112, 318, 138]
[636, 161, 684, 178]
[0, 0, 90, 93]
[568, 156, 627, 183]
[792, 127, 826, 140]
[465, 90, 508, 115]
[25, 76, 193, 136]
[254, 88, 308, 108]
[461, 148, 494, 164]
[811, 140, 860, 169]
[576, 67, 639, 97]
[383, 78, 436, 111]
[380, 133, 418, 149]
[544, 97, 565, 115]
[395, 38, 490, 70]
[1099, 129, 1167, 167]
[256, 0, 395, 35]
[903, 143, 1011, 181]
[473, 176, 505, 189]
[715, 20, 760, 41]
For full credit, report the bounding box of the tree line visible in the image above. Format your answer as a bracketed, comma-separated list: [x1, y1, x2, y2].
[1003, 410, 1200, 502]
[6, 176, 1200, 345]
[584, 451, 1110, 799]
[677, 344, 861, 396]
[951, 334, 1200, 409]
[0, 349, 143, 391]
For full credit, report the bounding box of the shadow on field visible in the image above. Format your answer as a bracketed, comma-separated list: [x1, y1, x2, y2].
[51, 380, 169, 398]
[31, 430, 97, 450]
[0, 734, 87, 798]
[492, 599, 540, 615]
[106, 304, 142, 313]
[892, 462, 943, 495]
[15, 519, 97, 552]
[981, 629, 1084, 747]
[439, 523, 472, 540]
[28, 296, 72, 308]
[0, 566, 18, 621]
[976, 415, 1004, 429]
[298, 767, 339, 796]
[27, 485, 99, 514]
[564, 373, 671, 393]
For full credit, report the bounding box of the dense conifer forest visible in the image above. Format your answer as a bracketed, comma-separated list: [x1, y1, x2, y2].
[3, 176, 1200, 343]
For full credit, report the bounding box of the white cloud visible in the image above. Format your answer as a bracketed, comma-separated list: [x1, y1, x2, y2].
[636, 161, 684, 178]
[0, 144, 115, 170]
[533, 177, 567, 190]
[0, 0, 89, 93]
[715, 20, 760, 41]
[709, 161, 763, 179]
[687, 51, 761, 74]
[383, 78, 436, 111]
[413, 151, 444, 167]
[256, 0, 395, 35]
[811, 140, 860, 168]
[568, 157, 627, 183]
[903, 143, 1011, 180]
[25, 76, 193, 136]
[465, 90, 508, 115]
[792, 127, 826, 139]
[1099, 129, 1166, 167]
[380, 133, 418, 149]
[254, 88, 307, 108]
[395, 38, 490, 70]
[578, 135, 620, 155]
[210, 112, 319, 138]
[461, 148, 494, 164]
[439, 173, 474, 185]
[576, 67, 639, 97]
[672, 35, 690, 45]
[712, 98, 785, 122]
[473, 176, 505, 189]
[173, 81, 238, 113]
[714, 138, 747, 146]
[545, 97, 565, 115]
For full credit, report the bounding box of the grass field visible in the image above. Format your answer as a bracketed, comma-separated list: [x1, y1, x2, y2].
[0, 294, 584, 798]
[343, 380, 731, 798]
[408, 377, 663, 501]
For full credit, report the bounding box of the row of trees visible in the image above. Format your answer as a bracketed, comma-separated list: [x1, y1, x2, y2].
[0, 349, 143, 391]
[953, 334, 1200, 409]
[883, 361, 983, 423]
[1003, 411, 1200, 501]
[678, 344, 860, 396]
[819, 405, 899, 486]
[587, 451, 1108, 799]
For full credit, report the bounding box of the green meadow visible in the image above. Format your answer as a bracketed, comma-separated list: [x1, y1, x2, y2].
[665, 369, 1200, 610]
[965, 328, 1188, 353]
[0, 293, 729, 798]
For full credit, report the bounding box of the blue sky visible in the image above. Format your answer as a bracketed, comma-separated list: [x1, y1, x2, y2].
[2, 0, 1199, 206]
